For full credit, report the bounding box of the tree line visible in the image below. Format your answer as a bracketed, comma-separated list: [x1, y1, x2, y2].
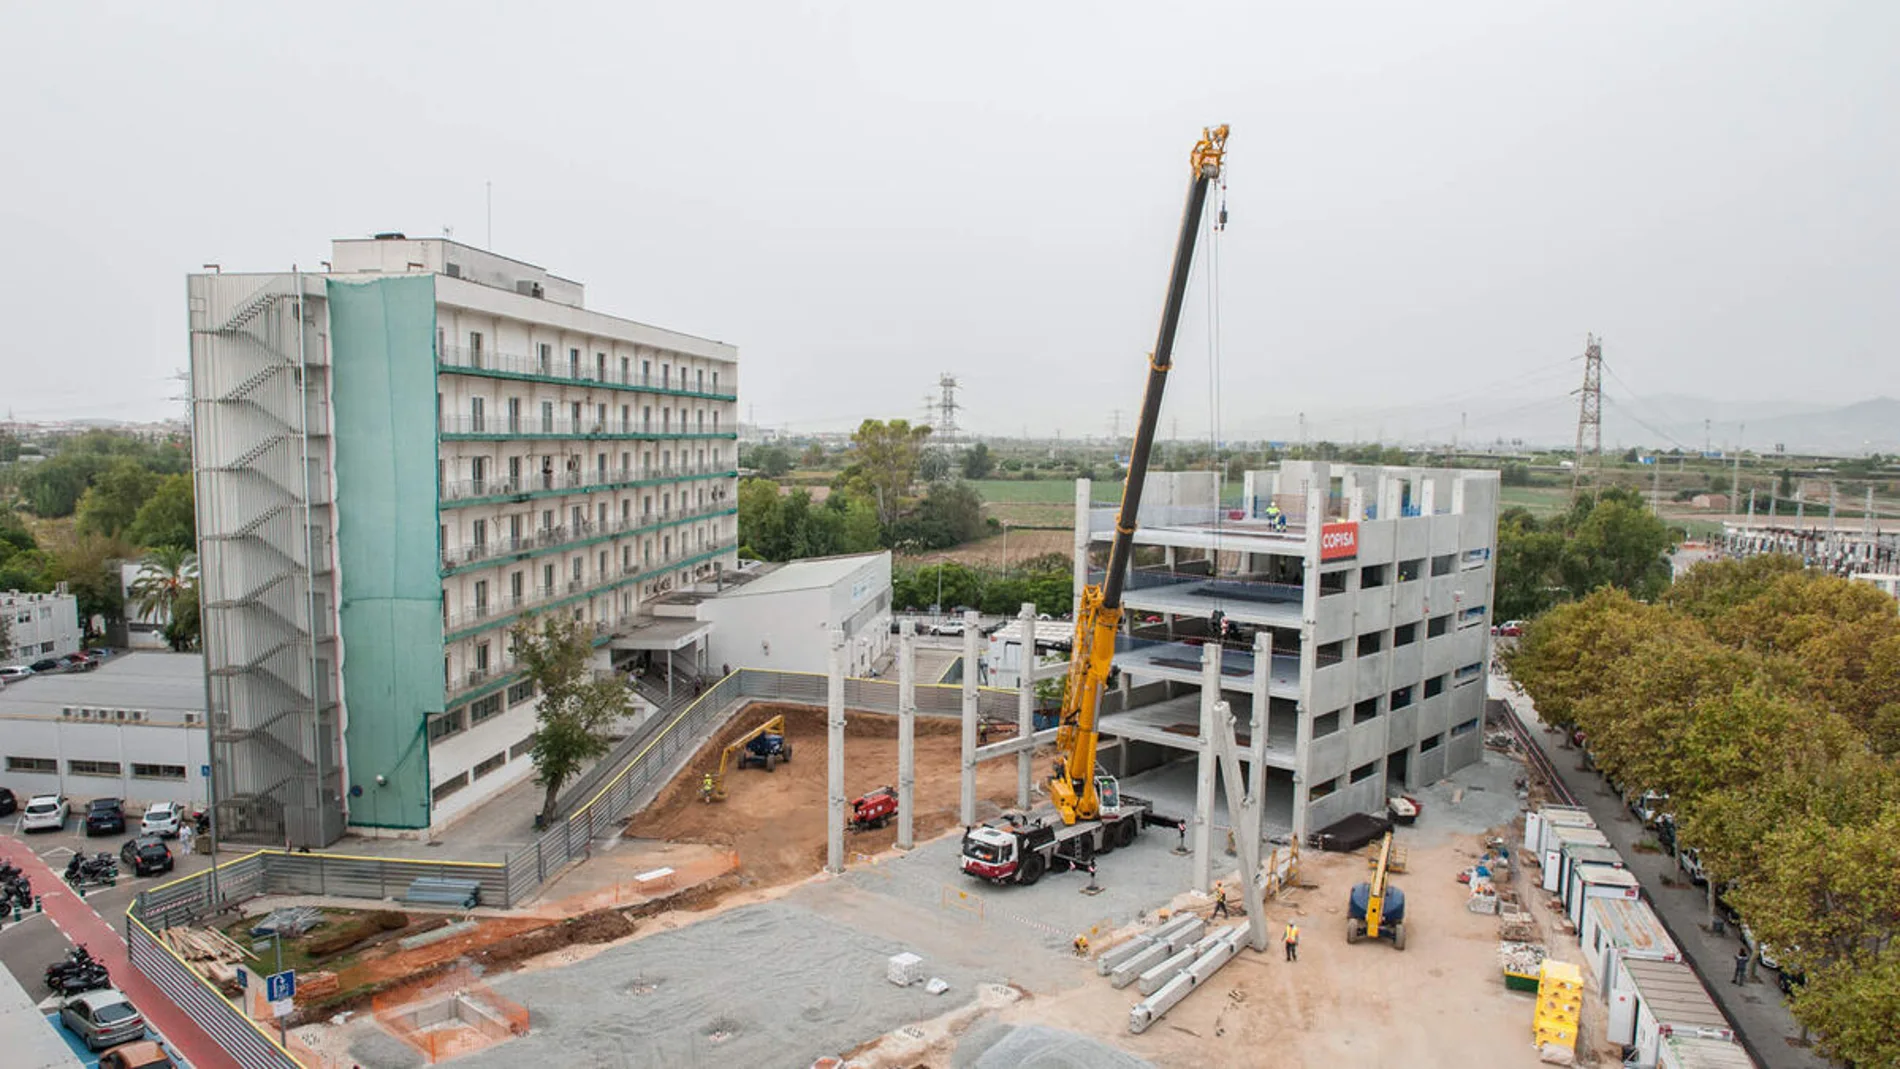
[1509, 556, 1900, 1067]
[0, 430, 201, 651]
[892, 554, 1072, 617]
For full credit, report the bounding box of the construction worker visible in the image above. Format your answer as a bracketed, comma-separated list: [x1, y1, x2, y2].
[1264, 502, 1285, 532]
[1212, 881, 1231, 919]
[700, 772, 716, 801]
[1283, 921, 1300, 962]
[1073, 934, 1089, 957]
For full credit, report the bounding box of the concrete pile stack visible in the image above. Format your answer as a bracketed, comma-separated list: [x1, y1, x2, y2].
[1106, 917, 1249, 1034]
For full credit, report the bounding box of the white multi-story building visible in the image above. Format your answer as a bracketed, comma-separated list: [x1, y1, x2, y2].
[2, 588, 82, 665]
[189, 236, 738, 845]
[1074, 462, 1499, 839]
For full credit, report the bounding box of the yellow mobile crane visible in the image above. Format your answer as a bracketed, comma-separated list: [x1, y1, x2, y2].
[959, 125, 1230, 886]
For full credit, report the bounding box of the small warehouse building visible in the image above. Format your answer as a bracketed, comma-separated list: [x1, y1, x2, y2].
[2, 587, 83, 665]
[0, 651, 209, 808]
[650, 552, 893, 679]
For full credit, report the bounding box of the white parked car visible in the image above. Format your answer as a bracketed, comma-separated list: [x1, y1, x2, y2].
[20, 794, 69, 833]
[0, 665, 33, 683]
[140, 802, 182, 839]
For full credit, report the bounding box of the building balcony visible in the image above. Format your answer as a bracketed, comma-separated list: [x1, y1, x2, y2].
[439, 462, 734, 506]
[438, 345, 738, 401]
[438, 415, 736, 442]
[439, 502, 735, 573]
[441, 539, 738, 640]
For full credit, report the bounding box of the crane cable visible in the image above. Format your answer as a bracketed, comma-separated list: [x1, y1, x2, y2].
[1205, 167, 1230, 639]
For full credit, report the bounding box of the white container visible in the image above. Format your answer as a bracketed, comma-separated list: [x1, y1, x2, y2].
[1557, 843, 1623, 913]
[1582, 897, 1680, 1001]
[1533, 805, 1595, 856]
[1543, 824, 1609, 893]
[1654, 1033, 1752, 1069]
[1565, 862, 1639, 929]
[1611, 957, 1732, 1064]
[887, 952, 925, 986]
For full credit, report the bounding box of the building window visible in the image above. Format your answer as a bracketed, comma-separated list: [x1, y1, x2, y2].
[1353, 698, 1380, 724]
[131, 763, 188, 780]
[541, 401, 554, 433]
[471, 694, 504, 724]
[1430, 553, 1455, 577]
[1360, 564, 1387, 589]
[511, 734, 538, 759]
[569, 348, 581, 378]
[1349, 761, 1377, 784]
[1424, 674, 1446, 698]
[1451, 718, 1480, 737]
[1393, 623, 1417, 647]
[1356, 632, 1383, 656]
[1427, 614, 1450, 638]
[5, 756, 55, 773]
[1397, 557, 1423, 582]
[468, 331, 483, 368]
[429, 708, 467, 743]
[1420, 733, 1443, 753]
[1308, 776, 1339, 801]
[473, 752, 507, 780]
[711, 370, 719, 392]
[475, 642, 490, 673]
[538, 342, 552, 374]
[69, 759, 122, 777]
[432, 772, 470, 803]
[1454, 662, 1483, 685]
[1313, 710, 1341, 738]
[1389, 685, 1413, 710]
[507, 680, 537, 706]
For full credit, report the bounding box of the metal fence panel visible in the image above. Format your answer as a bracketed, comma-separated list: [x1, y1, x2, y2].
[127, 902, 299, 1069]
[256, 853, 510, 907]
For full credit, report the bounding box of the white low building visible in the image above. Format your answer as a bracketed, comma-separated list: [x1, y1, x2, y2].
[653, 552, 893, 678]
[0, 651, 209, 808]
[2, 588, 82, 665]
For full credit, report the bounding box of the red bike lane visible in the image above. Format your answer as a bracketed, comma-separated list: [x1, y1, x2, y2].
[1, 838, 242, 1069]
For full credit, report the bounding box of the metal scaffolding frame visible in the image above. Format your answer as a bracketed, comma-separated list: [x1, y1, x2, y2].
[189, 271, 345, 847]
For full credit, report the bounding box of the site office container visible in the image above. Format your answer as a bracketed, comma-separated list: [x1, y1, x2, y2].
[1566, 861, 1639, 929]
[1543, 824, 1611, 893]
[1582, 896, 1680, 1001]
[1609, 957, 1733, 1065]
[1526, 804, 1593, 854]
[1558, 842, 1625, 915]
[1653, 1033, 1753, 1069]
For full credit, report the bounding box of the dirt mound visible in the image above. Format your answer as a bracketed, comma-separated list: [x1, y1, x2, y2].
[471, 908, 638, 970]
[628, 704, 1029, 886]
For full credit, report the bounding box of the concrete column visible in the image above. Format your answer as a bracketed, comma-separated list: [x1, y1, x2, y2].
[896, 620, 917, 850]
[1293, 559, 1318, 842]
[1193, 640, 1222, 892]
[1016, 602, 1036, 809]
[959, 609, 981, 828]
[826, 629, 846, 875]
[1249, 630, 1272, 850]
[1072, 478, 1092, 618]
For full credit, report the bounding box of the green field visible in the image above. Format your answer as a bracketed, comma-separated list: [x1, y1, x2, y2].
[1499, 485, 1571, 518]
[968, 479, 1076, 503]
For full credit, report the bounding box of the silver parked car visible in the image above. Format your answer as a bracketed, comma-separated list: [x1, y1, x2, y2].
[61, 988, 147, 1051]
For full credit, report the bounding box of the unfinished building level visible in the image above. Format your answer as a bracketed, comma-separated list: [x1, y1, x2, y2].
[1071, 462, 1499, 840]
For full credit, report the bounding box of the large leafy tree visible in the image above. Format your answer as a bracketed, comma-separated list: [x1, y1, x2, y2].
[127, 473, 196, 550]
[512, 613, 633, 825]
[75, 458, 163, 539]
[131, 545, 200, 647]
[52, 535, 132, 636]
[1494, 488, 1673, 620]
[842, 419, 931, 528]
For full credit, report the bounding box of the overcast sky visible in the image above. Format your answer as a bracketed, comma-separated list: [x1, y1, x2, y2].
[2, 2, 1894, 444]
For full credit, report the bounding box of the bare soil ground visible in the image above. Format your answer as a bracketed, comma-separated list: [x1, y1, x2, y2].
[899, 527, 1072, 567]
[626, 703, 1027, 887]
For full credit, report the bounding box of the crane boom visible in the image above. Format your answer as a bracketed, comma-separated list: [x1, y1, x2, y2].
[1049, 125, 1229, 825]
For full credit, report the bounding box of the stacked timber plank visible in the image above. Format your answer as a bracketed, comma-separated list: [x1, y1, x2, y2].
[161, 925, 250, 983]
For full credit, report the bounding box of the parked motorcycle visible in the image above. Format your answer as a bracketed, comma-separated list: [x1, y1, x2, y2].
[44, 946, 110, 995]
[3, 873, 32, 908]
[64, 852, 117, 886]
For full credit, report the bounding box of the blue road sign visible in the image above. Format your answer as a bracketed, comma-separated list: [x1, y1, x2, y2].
[201, 764, 211, 779]
[265, 970, 295, 1002]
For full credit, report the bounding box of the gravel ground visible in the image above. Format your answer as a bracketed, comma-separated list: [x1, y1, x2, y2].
[1406, 748, 1526, 847]
[437, 899, 993, 1069]
[842, 824, 1196, 952]
[955, 1023, 1156, 1069]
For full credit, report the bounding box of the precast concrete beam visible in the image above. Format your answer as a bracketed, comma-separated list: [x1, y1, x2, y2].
[1135, 946, 1200, 996]
[896, 620, 917, 851]
[959, 609, 981, 828]
[974, 727, 1061, 762]
[826, 630, 846, 875]
[1192, 641, 1222, 892]
[1108, 943, 1173, 989]
[1128, 925, 1248, 1034]
[1016, 602, 1036, 809]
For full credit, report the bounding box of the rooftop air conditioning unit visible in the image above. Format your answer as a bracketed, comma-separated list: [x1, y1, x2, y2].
[445, 262, 463, 278]
[115, 709, 126, 721]
[79, 708, 92, 719]
[131, 710, 144, 722]
[61, 707, 73, 718]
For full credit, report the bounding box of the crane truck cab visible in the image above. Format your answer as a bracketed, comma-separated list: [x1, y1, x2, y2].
[959, 776, 1153, 886]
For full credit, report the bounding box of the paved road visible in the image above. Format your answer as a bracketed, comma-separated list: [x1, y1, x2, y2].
[1494, 678, 1830, 1069]
[0, 820, 234, 1069]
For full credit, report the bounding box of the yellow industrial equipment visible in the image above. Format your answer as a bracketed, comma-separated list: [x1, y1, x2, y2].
[1347, 831, 1408, 949]
[700, 714, 790, 802]
[1048, 124, 1229, 827]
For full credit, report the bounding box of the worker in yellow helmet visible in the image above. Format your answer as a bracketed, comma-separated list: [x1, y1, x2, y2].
[1212, 881, 1231, 919]
[700, 772, 716, 801]
[1284, 921, 1300, 962]
[1073, 934, 1089, 957]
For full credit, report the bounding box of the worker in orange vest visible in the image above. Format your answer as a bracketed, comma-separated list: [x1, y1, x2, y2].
[1284, 921, 1300, 962]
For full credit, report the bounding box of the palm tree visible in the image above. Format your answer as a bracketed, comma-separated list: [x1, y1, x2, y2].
[131, 545, 199, 626]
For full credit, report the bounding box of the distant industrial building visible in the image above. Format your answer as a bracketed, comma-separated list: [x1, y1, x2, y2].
[1073, 462, 1500, 838]
[0, 652, 208, 807]
[2, 587, 81, 665]
[189, 235, 739, 845]
[643, 552, 893, 680]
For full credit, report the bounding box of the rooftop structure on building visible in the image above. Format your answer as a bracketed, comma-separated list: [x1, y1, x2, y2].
[189, 235, 740, 846]
[1069, 461, 1499, 838]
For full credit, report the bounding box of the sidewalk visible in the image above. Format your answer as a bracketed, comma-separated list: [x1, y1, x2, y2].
[1493, 676, 1830, 1069]
[0, 838, 242, 1069]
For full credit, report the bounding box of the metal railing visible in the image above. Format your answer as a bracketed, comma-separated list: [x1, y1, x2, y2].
[441, 503, 733, 569]
[440, 462, 733, 503]
[439, 414, 735, 439]
[439, 344, 738, 400]
[442, 540, 738, 633]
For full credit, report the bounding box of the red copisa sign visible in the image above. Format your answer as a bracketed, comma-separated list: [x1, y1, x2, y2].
[1320, 522, 1359, 561]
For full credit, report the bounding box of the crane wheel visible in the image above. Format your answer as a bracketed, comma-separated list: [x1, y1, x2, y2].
[1097, 829, 1116, 855]
[1019, 853, 1046, 886]
[1347, 919, 1364, 944]
[1115, 819, 1138, 848]
[1392, 923, 1407, 951]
